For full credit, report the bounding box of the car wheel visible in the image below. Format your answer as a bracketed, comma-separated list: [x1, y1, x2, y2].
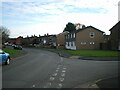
[5, 58, 10, 65]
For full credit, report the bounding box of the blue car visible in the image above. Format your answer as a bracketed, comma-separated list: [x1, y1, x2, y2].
[0, 49, 11, 65]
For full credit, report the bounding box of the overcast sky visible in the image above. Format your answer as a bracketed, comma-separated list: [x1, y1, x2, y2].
[1, 0, 120, 38]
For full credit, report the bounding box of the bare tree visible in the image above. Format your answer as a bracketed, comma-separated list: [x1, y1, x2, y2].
[0, 26, 10, 43]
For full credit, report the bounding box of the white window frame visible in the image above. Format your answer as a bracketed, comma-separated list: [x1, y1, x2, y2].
[71, 34, 72, 38]
[73, 33, 75, 38]
[81, 42, 86, 45]
[89, 32, 95, 38]
[90, 42, 95, 44]
[66, 42, 68, 46]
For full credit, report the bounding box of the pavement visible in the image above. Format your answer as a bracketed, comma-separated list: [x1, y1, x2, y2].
[2, 48, 119, 89]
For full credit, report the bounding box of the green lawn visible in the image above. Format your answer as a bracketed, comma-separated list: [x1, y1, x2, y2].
[3, 48, 22, 56]
[57, 49, 120, 57]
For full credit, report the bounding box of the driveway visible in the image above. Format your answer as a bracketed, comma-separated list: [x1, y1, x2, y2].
[2, 48, 119, 88]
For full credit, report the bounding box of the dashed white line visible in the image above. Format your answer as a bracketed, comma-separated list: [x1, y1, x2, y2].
[56, 69, 59, 72]
[63, 67, 66, 70]
[50, 77, 55, 81]
[57, 83, 63, 88]
[52, 73, 57, 76]
[59, 77, 64, 82]
[62, 70, 66, 73]
[32, 85, 35, 88]
[61, 73, 65, 77]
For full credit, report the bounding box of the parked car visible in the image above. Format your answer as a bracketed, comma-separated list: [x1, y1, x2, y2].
[13, 45, 22, 50]
[0, 49, 11, 65]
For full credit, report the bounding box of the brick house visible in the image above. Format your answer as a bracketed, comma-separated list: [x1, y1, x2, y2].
[65, 26, 105, 50]
[15, 36, 23, 45]
[56, 31, 69, 49]
[8, 36, 23, 45]
[8, 38, 16, 44]
[109, 21, 120, 50]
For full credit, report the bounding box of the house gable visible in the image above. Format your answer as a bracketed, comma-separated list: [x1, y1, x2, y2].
[109, 21, 120, 50]
[76, 26, 105, 50]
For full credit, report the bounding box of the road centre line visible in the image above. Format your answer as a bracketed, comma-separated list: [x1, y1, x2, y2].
[61, 73, 65, 77]
[59, 77, 64, 82]
[56, 69, 59, 72]
[32, 85, 35, 88]
[57, 83, 63, 88]
[50, 77, 55, 81]
[63, 67, 66, 70]
[62, 70, 66, 73]
[52, 72, 57, 76]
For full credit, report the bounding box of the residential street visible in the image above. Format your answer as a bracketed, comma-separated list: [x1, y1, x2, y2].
[2, 48, 119, 88]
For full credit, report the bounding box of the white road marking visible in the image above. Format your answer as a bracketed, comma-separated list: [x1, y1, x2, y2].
[57, 83, 63, 88]
[62, 70, 66, 73]
[61, 73, 65, 77]
[56, 69, 59, 72]
[52, 73, 57, 76]
[32, 85, 35, 88]
[59, 77, 64, 82]
[50, 77, 55, 81]
[63, 67, 66, 70]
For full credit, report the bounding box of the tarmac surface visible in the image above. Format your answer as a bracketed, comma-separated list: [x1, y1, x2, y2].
[2, 48, 120, 89]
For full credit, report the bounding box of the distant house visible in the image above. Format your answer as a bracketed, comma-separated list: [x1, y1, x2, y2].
[99, 35, 110, 50]
[8, 36, 23, 45]
[65, 26, 105, 50]
[8, 38, 16, 44]
[15, 36, 23, 45]
[37, 34, 56, 48]
[109, 21, 120, 50]
[56, 31, 69, 49]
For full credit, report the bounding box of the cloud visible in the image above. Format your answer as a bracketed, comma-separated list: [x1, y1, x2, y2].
[1, 0, 120, 38]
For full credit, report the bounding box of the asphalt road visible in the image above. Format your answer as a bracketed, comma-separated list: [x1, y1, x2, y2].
[2, 48, 119, 88]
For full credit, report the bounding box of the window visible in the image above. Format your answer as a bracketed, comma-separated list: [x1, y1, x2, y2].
[72, 41, 75, 46]
[81, 42, 86, 45]
[73, 33, 75, 38]
[66, 42, 68, 46]
[71, 34, 72, 38]
[90, 42, 95, 44]
[69, 42, 71, 46]
[89, 32, 95, 38]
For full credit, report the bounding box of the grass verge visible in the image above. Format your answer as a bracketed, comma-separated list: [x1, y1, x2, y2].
[56, 49, 120, 57]
[3, 48, 22, 56]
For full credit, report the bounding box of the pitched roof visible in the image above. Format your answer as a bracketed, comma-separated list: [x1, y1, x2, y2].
[109, 21, 120, 31]
[76, 26, 105, 33]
